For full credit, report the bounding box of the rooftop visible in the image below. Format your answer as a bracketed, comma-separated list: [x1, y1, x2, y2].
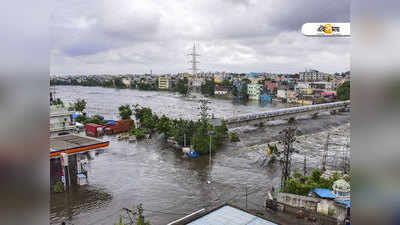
[49, 134, 109, 158]
[169, 204, 277, 225]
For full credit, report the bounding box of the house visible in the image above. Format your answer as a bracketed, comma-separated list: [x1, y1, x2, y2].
[265, 80, 277, 94]
[214, 85, 229, 95]
[311, 179, 351, 222]
[167, 204, 277, 225]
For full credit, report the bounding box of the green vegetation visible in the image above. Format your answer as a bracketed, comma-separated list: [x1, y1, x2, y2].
[230, 132, 240, 142]
[74, 98, 87, 113]
[132, 105, 228, 154]
[50, 98, 64, 106]
[137, 216, 151, 225]
[200, 79, 215, 96]
[175, 77, 191, 96]
[282, 169, 340, 196]
[53, 181, 64, 193]
[337, 80, 350, 101]
[221, 78, 233, 87]
[114, 78, 127, 89]
[119, 104, 133, 120]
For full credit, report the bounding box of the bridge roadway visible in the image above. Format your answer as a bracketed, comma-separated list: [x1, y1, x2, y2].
[223, 100, 350, 128]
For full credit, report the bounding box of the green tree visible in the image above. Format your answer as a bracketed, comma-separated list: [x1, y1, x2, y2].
[156, 115, 172, 135]
[240, 83, 248, 100]
[74, 98, 87, 113]
[311, 169, 322, 183]
[200, 79, 215, 96]
[337, 80, 350, 101]
[176, 78, 190, 96]
[230, 132, 240, 142]
[119, 104, 132, 120]
[232, 87, 238, 97]
[50, 98, 64, 106]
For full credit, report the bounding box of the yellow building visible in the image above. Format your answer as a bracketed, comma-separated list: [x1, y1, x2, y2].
[158, 76, 170, 89]
[299, 88, 314, 95]
[214, 77, 223, 84]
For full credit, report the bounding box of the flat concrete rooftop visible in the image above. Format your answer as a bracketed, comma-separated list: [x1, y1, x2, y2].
[49, 134, 109, 157]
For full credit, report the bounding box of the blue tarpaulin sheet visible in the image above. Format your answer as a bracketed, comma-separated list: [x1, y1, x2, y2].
[313, 188, 335, 199]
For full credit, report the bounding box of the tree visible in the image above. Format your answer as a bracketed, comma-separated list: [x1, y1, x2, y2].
[50, 98, 64, 106]
[230, 132, 240, 142]
[200, 79, 215, 96]
[240, 83, 249, 100]
[119, 104, 132, 120]
[337, 80, 350, 101]
[176, 78, 191, 96]
[156, 115, 171, 136]
[74, 99, 87, 113]
[232, 86, 238, 97]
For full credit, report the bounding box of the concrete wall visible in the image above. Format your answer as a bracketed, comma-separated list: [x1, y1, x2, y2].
[277, 193, 319, 211]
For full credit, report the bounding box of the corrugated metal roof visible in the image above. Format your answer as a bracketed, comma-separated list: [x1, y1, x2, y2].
[186, 205, 277, 225]
[313, 188, 335, 199]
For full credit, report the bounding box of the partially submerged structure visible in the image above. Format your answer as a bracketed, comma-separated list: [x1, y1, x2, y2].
[50, 134, 109, 192]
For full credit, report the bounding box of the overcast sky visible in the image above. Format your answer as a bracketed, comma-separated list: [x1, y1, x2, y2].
[50, 0, 350, 75]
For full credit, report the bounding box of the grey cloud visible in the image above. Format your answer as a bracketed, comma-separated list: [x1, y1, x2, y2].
[51, 0, 350, 74]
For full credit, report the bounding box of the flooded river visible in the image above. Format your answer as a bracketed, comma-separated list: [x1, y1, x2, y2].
[50, 86, 350, 225]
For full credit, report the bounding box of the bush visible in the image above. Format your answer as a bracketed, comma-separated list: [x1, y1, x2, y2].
[230, 132, 240, 142]
[75, 115, 86, 123]
[86, 116, 103, 125]
[53, 181, 64, 193]
[132, 127, 149, 140]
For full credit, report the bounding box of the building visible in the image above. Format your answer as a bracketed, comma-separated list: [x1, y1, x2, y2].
[299, 69, 330, 81]
[247, 83, 262, 100]
[167, 204, 277, 225]
[50, 134, 110, 192]
[158, 76, 170, 89]
[264, 80, 277, 95]
[49, 103, 76, 137]
[311, 180, 351, 223]
[332, 179, 351, 202]
[214, 85, 229, 95]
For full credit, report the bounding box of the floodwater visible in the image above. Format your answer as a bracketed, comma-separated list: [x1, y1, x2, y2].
[50, 86, 350, 225]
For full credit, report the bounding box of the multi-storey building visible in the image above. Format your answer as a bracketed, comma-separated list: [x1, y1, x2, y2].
[49, 103, 76, 137]
[158, 76, 170, 89]
[299, 69, 330, 81]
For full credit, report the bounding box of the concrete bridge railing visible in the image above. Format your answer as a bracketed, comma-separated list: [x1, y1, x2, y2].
[224, 100, 350, 128]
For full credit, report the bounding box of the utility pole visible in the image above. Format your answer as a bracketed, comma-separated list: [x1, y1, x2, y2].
[207, 130, 214, 184]
[303, 156, 307, 176]
[322, 133, 329, 171]
[245, 185, 248, 209]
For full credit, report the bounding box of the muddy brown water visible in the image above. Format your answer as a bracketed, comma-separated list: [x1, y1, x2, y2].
[50, 86, 350, 225]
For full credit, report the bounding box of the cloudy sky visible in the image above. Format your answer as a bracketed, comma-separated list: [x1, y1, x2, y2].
[50, 0, 350, 75]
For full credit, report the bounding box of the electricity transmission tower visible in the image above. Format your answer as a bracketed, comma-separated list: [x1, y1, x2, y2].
[279, 126, 299, 190]
[188, 42, 200, 88]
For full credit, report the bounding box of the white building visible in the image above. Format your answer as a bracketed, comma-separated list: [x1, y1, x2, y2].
[299, 69, 330, 81]
[49, 103, 76, 137]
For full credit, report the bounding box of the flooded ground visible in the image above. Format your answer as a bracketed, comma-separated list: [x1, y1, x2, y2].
[50, 86, 350, 225]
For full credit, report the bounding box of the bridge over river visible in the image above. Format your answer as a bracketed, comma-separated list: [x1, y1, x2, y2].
[224, 101, 350, 128]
